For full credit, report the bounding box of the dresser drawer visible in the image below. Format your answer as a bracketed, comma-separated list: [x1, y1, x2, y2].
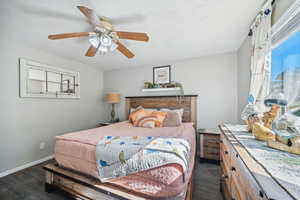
[220, 135, 232, 167]
[231, 155, 266, 200]
[220, 165, 231, 200]
[199, 133, 220, 161]
[221, 160, 231, 190]
[204, 134, 220, 145]
[231, 177, 243, 200]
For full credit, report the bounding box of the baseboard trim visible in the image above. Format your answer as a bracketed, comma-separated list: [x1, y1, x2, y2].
[0, 154, 54, 178]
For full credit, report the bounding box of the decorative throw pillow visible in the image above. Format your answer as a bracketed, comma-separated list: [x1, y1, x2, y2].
[134, 115, 157, 128]
[151, 111, 168, 127]
[129, 106, 144, 123]
[161, 108, 184, 122]
[163, 111, 182, 127]
[133, 110, 167, 128]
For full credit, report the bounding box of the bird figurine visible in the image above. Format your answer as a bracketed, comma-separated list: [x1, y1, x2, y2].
[119, 151, 126, 165]
[113, 136, 121, 140]
[173, 148, 180, 156]
[99, 160, 110, 167]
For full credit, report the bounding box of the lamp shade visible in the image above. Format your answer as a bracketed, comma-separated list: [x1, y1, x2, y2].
[106, 93, 120, 104]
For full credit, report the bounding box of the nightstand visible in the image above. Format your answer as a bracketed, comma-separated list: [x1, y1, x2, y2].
[198, 128, 220, 163]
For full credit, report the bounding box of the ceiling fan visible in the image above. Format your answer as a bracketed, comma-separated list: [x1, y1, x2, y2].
[48, 6, 149, 59]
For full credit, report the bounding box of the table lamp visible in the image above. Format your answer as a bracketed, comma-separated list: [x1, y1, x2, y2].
[106, 93, 120, 122]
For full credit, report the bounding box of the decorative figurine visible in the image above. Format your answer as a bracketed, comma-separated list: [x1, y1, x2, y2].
[252, 122, 276, 141]
[261, 105, 280, 129]
[268, 135, 300, 155]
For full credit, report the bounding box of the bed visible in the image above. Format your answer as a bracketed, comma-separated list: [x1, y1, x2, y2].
[44, 95, 198, 200]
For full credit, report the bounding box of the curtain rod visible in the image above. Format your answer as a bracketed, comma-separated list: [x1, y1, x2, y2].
[248, 0, 275, 36]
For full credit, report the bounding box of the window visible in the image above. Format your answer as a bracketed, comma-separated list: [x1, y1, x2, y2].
[20, 58, 80, 99]
[271, 1, 300, 120]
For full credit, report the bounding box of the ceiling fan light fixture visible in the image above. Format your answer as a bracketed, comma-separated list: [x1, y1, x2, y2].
[89, 36, 100, 48]
[110, 41, 118, 52]
[100, 34, 112, 47]
[48, 5, 148, 59]
[98, 45, 108, 55]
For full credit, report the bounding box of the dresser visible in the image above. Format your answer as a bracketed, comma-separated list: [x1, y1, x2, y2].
[219, 125, 297, 200]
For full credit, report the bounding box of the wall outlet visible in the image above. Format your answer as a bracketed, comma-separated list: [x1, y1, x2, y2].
[40, 142, 45, 150]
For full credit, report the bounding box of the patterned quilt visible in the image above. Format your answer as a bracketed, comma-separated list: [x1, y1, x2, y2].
[96, 136, 190, 182]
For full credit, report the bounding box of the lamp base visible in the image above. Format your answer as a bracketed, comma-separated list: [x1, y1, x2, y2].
[110, 104, 116, 123]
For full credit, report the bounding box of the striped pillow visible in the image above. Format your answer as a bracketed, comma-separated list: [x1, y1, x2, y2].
[134, 116, 157, 128]
[133, 111, 167, 128]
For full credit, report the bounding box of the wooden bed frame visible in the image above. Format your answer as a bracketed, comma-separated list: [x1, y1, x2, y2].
[44, 95, 198, 200]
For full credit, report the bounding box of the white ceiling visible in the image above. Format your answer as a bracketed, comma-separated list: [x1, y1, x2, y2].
[2, 0, 264, 70]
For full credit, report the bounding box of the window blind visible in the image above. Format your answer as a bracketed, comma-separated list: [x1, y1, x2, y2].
[272, 0, 300, 48]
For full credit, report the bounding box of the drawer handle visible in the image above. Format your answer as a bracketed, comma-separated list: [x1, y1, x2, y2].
[225, 151, 229, 155]
[221, 175, 229, 181]
[231, 166, 236, 171]
[259, 190, 264, 198]
[220, 140, 223, 143]
[236, 154, 239, 158]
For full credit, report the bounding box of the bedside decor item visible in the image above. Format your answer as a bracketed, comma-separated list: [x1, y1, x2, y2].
[153, 65, 171, 84]
[143, 81, 153, 89]
[106, 93, 120, 123]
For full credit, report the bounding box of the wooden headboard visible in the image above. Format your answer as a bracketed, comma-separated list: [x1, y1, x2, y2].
[125, 95, 198, 128]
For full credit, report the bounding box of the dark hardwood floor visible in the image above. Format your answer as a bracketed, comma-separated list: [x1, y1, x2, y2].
[0, 159, 223, 200]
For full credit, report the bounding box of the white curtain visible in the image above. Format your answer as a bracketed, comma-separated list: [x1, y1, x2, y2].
[249, 1, 273, 111]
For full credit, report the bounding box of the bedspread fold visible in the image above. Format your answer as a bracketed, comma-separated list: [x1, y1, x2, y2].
[96, 136, 190, 182]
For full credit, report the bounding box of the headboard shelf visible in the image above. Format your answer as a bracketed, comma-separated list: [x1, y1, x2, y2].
[125, 95, 198, 128]
[125, 95, 198, 98]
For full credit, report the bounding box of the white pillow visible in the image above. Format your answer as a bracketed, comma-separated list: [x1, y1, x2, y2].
[160, 108, 184, 122]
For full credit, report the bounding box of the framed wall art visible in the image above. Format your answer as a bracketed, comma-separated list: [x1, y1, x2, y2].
[153, 65, 171, 84]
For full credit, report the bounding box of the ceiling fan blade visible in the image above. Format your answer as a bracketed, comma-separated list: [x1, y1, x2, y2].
[116, 31, 149, 42]
[77, 6, 103, 28]
[85, 45, 98, 57]
[116, 41, 134, 59]
[48, 32, 93, 40]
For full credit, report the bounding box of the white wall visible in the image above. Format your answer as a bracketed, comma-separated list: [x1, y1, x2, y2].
[0, 0, 107, 174]
[237, 38, 252, 123]
[104, 53, 238, 128]
[0, 41, 105, 174]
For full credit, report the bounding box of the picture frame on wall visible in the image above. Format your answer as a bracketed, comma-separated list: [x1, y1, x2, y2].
[153, 65, 171, 84]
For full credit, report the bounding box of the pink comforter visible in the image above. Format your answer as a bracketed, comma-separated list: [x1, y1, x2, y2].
[55, 121, 195, 198]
